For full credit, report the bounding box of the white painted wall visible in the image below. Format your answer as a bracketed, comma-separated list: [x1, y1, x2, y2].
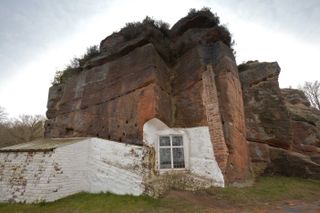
[0, 119, 224, 203]
[0, 138, 146, 203]
[46, 140, 89, 202]
[86, 138, 145, 195]
[143, 118, 224, 187]
[0, 151, 56, 203]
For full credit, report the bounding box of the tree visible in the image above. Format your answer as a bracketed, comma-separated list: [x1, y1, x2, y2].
[301, 81, 320, 110]
[0, 114, 45, 148]
[9, 115, 45, 143]
[0, 106, 7, 123]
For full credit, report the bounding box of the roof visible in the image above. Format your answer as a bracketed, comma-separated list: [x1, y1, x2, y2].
[0, 137, 89, 152]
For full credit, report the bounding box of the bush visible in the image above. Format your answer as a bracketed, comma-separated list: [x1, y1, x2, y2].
[52, 45, 100, 85]
[187, 7, 220, 25]
[119, 16, 170, 41]
[82, 45, 100, 62]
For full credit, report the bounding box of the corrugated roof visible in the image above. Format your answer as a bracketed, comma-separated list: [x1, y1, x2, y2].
[0, 137, 89, 152]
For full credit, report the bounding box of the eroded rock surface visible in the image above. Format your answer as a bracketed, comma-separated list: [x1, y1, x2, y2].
[240, 61, 320, 178]
[282, 89, 320, 148]
[239, 61, 293, 149]
[45, 12, 251, 184]
[249, 141, 320, 179]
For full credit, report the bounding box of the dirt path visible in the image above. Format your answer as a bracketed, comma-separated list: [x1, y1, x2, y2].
[164, 190, 320, 213]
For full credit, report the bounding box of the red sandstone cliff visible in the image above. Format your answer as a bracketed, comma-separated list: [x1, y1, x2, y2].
[45, 11, 251, 184]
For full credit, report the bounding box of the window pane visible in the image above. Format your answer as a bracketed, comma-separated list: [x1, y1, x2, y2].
[159, 136, 170, 146]
[159, 148, 171, 169]
[173, 148, 185, 168]
[172, 136, 183, 146]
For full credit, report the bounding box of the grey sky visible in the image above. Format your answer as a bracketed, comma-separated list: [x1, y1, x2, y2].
[0, 0, 319, 117]
[217, 0, 320, 42]
[0, 0, 110, 82]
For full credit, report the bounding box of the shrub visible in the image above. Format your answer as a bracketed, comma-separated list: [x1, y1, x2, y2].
[52, 45, 100, 85]
[82, 45, 100, 62]
[187, 7, 220, 25]
[119, 16, 170, 41]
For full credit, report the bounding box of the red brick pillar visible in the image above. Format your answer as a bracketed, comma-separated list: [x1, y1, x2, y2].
[202, 65, 229, 173]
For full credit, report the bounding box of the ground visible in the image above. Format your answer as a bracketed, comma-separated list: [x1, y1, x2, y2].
[0, 176, 319, 213]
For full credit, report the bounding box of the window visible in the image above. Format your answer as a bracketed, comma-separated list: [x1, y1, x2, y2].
[159, 135, 185, 169]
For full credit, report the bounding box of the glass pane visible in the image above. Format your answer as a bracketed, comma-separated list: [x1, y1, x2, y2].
[173, 148, 185, 168]
[172, 136, 183, 146]
[159, 136, 170, 146]
[160, 148, 171, 169]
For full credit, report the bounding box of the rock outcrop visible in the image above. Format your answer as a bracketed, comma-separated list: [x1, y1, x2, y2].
[45, 11, 251, 184]
[282, 89, 320, 148]
[239, 61, 320, 178]
[44, 10, 319, 182]
[238, 61, 293, 149]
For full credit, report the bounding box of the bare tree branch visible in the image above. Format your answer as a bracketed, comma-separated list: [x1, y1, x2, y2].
[300, 81, 320, 110]
[0, 114, 45, 148]
[0, 106, 7, 123]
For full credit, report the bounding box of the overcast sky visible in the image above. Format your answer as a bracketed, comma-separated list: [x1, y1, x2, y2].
[1, 0, 319, 117]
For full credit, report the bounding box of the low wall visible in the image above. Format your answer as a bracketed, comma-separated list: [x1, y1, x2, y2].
[0, 138, 145, 203]
[0, 128, 224, 203]
[86, 138, 146, 195]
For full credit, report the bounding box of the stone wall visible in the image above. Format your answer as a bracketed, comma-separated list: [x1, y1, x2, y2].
[143, 118, 224, 187]
[202, 66, 228, 173]
[0, 138, 146, 203]
[0, 141, 88, 203]
[0, 133, 227, 203]
[87, 138, 146, 195]
[142, 118, 224, 196]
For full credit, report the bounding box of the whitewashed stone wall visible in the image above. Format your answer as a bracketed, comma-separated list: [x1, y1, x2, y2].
[143, 118, 224, 187]
[0, 138, 145, 203]
[0, 121, 224, 203]
[0, 151, 56, 203]
[86, 138, 146, 195]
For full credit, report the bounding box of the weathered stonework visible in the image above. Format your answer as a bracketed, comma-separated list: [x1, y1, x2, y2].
[202, 66, 228, 174]
[1, 122, 228, 203]
[0, 138, 146, 203]
[44, 13, 251, 185]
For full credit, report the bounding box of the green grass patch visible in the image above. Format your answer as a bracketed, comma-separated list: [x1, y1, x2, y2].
[0, 176, 319, 212]
[0, 193, 161, 213]
[206, 176, 320, 205]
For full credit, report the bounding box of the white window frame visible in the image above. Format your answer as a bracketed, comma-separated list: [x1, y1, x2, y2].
[157, 134, 186, 171]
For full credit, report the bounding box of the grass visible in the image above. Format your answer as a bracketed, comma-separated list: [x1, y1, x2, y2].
[206, 176, 320, 205]
[0, 193, 162, 213]
[0, 176, 319, 213]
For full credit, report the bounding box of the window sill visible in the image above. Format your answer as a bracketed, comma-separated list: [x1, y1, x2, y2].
[158, 168, 188, 175]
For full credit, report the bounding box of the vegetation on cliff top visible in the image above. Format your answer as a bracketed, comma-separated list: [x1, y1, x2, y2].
[52, 45, 99, 85]
[118, 16, 170, 41]
[52, 8, 234, 85]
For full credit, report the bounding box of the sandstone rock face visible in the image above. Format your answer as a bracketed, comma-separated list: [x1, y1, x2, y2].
[239, 61, 293, 149]
[45, 13, 251, 184]
[249, 141, 320, 179]
[241, 61, 320, 179]
[281, 88, 320, 148]
[282, 88, 320, 166]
